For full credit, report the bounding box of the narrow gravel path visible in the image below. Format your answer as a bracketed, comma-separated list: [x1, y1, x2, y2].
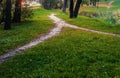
[0, 14, 120, 64]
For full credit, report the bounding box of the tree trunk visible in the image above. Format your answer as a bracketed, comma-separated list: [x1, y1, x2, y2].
[4, 0, 11, 30]
[0, 7, 5, 23]
[0, 0, 4, 23]
[69, 0, 74, 18]
[69, 0, 82, 18]
[59, 0, 63, 9]
[43, 0, 52, 9]
[74, 0, 82, 18]
[0, 0, 2, 3]
[13, 0, 22, 23]
[62, 0, 68, 13]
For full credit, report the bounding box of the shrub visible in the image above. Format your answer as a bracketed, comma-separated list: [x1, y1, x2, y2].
[21, 6, 34, 21]
[104, 11, 120, 24]
[113, 10, 120, 24]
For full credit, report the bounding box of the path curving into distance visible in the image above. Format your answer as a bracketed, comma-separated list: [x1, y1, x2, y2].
[0, 14, 120, 64]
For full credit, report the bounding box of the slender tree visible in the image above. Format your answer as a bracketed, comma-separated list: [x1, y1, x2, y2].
[0, 0, 4, 23]
[13, 0, 22, 22]
[69, 0, 82, 18]
[62, 0, 68, 13]
[59, 0, 63, 9]
[69, 0, 74, 18]
[74, 0, 82, 18]
[0, 0, 2, 3]
[4, 0, 12, 30]
[1, 6, 5, 23]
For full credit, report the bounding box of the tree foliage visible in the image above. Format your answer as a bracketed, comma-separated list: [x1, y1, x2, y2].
[21, 6, 33, 21]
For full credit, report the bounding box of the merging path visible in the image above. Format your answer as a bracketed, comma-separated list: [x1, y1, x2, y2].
[0, 14, 120, 64]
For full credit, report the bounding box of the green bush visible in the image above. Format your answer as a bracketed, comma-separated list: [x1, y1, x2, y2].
[113, 10, 120, 24]
[21, 6, 34, 21]
[105, 12, 116, 24]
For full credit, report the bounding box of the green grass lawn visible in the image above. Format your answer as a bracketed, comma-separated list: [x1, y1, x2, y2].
[0, 8, 54, 55]
[0, 28, 120, 78]
[57, 13, 120, 34]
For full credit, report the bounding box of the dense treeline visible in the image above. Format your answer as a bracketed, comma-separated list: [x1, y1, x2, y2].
[0, 0, 33, 30]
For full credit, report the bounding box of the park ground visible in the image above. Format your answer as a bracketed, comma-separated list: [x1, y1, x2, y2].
[0, 0, 120, 77]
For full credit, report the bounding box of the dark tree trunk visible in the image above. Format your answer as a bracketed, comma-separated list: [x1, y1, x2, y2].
[69, 0, 74, 18]
[0, 0, 4, 23]
[69, 0, 82, 18]
[4, 0, 11, 30]
[0, 0, 2, 3]
[59, 0, 63, 9]
[42, 0, 53, 9]
[13, 0, 22, 23]
[1, 7, 5, 23]
[93, 2, 96, 7]
[74, 0, 82, 18]
[62, 0, 68, 13]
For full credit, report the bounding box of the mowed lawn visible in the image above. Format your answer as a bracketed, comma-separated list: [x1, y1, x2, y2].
[0, 28, 120, 78]
[0, 8, 54, 55]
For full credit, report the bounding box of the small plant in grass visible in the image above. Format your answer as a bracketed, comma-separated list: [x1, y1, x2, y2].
[104, 10, 120, 24]
[105, 12, 117, 24]
[113, 10, 120, 24]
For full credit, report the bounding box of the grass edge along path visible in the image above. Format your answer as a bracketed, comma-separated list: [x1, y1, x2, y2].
[0, 14, 120, 65]
[57, 13, 120, 34]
